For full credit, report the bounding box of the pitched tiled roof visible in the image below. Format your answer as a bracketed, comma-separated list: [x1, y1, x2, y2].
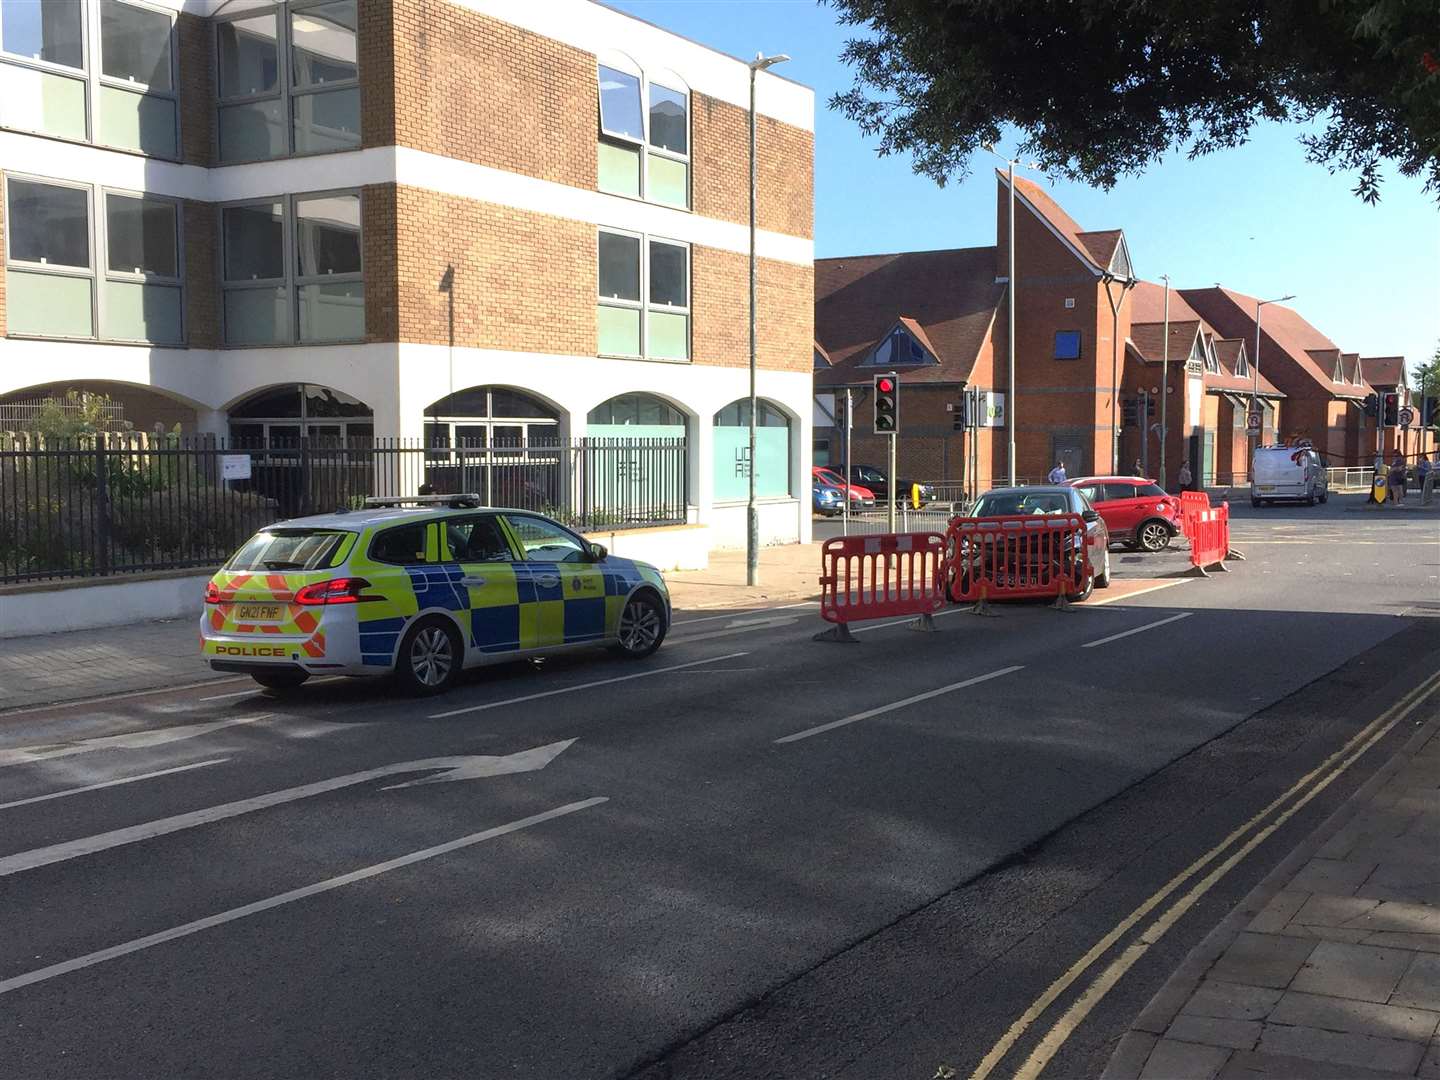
[1206, 340, 1283, 396]
[1129, 280, 1204, 326]
[814, 247, 1004, 387]
[1362, 356, 1405, 388]
[1008, 174, 1118, 275]
[1128, 320, 1200, 363]
[813, 341, 832, 368]
[1179, 287, 1366, 399]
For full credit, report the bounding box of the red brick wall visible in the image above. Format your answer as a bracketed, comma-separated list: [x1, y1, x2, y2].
[692, 93, 814, 239]
[182, 200, 217, 348]
[691, 247, 813, 372]
[362, 184, 399, 343]
[177, 13, 213, 167]
[359, 0, 397, 150]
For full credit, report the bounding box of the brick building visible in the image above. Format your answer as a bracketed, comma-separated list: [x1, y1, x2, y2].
[0, 0, 815, 549]
[816, 173, 1403, 495]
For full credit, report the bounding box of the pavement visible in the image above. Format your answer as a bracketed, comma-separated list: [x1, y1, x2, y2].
[1105, 691, 1440, 1080]
[1, 493, 1437, 1079]
[0, 541, 828, 713]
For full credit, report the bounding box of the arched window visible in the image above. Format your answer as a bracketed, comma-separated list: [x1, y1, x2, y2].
[596, 53, 689, 208]
[422, 387, 563, 506]
[228, 383, 372, 447]
[713, 399, 791, 499]
[424, 386, 560, 450]
[587, 393, 686, 432]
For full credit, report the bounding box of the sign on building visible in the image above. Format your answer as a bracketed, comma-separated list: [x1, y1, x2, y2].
[977, 391, 1006, 428]
[221, 454, 252, 481]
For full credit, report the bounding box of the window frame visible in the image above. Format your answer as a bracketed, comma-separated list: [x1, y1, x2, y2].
[213, 0, 359, 165]
[596, 227, 691, 363]
[595, 57, 691, 210]
[219, 187, 365, 347]
[1054, 329, 1082, 361]
[98, 184, 184, 343]
[0, 0, 181, 159]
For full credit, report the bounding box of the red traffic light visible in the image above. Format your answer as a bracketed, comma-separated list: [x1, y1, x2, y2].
[877, 377, 894, 393]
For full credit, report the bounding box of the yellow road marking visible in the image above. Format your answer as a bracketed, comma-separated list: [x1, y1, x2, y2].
[968, 667, 1440, 1080]
[1084, 579, 1188, 606]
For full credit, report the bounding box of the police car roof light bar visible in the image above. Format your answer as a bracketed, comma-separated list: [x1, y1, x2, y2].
[362, 494, 483, 509]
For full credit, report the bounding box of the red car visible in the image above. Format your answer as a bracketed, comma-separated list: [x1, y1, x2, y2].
[811, 466, 877, 509]
[1066, 476, 1180, 551]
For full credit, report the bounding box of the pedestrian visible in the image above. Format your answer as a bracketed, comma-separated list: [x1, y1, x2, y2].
[1133, 458, 1143, 476]
[1177, 459, 1193, 493]
[1420, 453, 1437, 506]
[1047, 460, 1067, 484]
[1388, 454, 1408, 504]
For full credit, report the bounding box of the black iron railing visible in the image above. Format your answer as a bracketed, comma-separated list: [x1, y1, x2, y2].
[0, 435, 688, 584]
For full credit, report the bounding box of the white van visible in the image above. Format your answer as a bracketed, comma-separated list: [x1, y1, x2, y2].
[1251, 445, 1328, 506]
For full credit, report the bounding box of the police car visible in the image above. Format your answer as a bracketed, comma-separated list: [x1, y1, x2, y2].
[201, 495, 671, 694]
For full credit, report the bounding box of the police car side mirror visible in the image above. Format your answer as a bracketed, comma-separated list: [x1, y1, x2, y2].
[587, 542, 608, 562]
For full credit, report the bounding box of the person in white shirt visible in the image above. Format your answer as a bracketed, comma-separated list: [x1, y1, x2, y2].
[1046, 461, 1067, 484]
[1177, 459, 1193, 492]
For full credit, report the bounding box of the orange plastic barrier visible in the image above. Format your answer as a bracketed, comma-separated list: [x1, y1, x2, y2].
[1179, 491, 1211, 539]
[943, 514, 1091, 603]
[1189, 502, 1231, 575]
[817, 532, 947, 629]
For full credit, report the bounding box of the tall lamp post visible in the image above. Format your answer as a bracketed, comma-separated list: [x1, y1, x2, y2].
[1103, 271, 1136, 473]
[1159, 274, 1170, 486]
[982, 144, 1039, 486]
[746, 52, 789, 587]
[1251, 293, 1294, 461]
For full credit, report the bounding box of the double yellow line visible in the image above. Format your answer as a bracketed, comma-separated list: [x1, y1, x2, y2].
[969, 667, 1440, 1080]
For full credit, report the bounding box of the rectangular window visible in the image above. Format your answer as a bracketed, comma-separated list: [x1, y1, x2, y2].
[4, 176, 93, 338]
[0, 0, 179, 158]
[596, 65, 689, 208]
[1054, 330, 1081, 360]
[596, 229, 689, 361]
[221, 190, 365, 346]
[101, 191, 181, 343]
[216, 0, 358, 163]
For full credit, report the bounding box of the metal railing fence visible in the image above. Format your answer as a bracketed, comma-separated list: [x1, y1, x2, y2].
[0, 434, 688, 584]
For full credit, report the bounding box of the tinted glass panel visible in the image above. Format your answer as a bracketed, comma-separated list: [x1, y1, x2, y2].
[598, 65, 642, 140]
[228, 529, 350, 571]
[218, 98, 286, 161]
[1, 0, 82, 69]
[6, 180, 88, 267]
[101, 0, 172, 90]
[443, 517, 511, 562]
[648, 84, 686, 153]
[290, 0, 355, 86]
[295, 193, 360, 276]
[291, 85, 359, 152]
[426, 388, 489, 417]
[1102, 483, 1138, 501]
[504, 516, 586, 564]
[304, 384, 369, 417]
[106, 194, 177, 277]
[490, 388, 557, 419]
[98, 84, 177, 157]
[223, 287, 288, 345]
[217, 12, 278, 97]
[370, 524, 428, 566]
[648, 241, 686, 307]
[223, 202, 284, 281]
[598, 232, 640, 302]
[1138, 482, 1168, 497]
[298, 281, 364, 342]
[0, 63, 86, 140]
[4, 270, 92, 336]
[100, 279, 182, 342]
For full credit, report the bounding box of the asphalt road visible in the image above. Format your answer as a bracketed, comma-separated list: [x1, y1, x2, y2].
[1, 494, 1436, 1079]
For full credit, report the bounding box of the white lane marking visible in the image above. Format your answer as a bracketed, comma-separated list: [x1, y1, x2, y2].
[0, 797, 607, 999]
[0, 678, 245, 719]
[672, 600, 818, 626]
[775, 666, 1025, 744]
[672, 617, 799, 643]
[1082, 612, 1193, 649]
[197, 676, 344, 702]
[850, 606, 966, 634]
[429, 652, 749, 719]
[0, 759, 229, 813]
[0, 740, 575, 878]
[0, 715, 272, 769]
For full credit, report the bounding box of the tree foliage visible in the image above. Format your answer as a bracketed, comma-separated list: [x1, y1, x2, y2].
[828, 0, 1440, 203]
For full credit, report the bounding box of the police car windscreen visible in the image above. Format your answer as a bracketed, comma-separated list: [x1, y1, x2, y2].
[228, 529, 352, 572]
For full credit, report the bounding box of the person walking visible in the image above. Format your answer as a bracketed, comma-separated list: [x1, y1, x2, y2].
[1177, 459, 1193, 493]
[1133, 458, 1143, 476]
[1420, 452, 1437, 506]
[1047, 460, 1067, 484]
[1388, 453, 1408, 504]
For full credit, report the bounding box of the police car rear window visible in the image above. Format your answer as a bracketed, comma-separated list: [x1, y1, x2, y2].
[228, 529, 351, 572]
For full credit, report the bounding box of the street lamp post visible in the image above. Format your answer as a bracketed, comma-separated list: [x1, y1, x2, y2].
[746, 52, 789, 587]
[982, 144, 1038, 487]
[1159, 274, 1170, 486]
[1103, 272, 1135, 473]
[1251, 294, 1295, 462]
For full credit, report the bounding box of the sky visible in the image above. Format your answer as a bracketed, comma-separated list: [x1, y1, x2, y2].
[607, 0, 1440, 370]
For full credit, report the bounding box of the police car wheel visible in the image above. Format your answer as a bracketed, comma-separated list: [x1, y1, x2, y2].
[251, 669, 310, 691]
[396, 617, 461, 695]
[613, 594, 666, 659]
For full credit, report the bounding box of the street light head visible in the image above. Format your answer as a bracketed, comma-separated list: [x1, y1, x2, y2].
[982, 141, 996, 153]
[750, 53, 790, 71]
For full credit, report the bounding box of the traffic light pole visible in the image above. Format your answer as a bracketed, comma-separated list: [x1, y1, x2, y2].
[843, 387, 852, 537]
[887, 430, 897, 534]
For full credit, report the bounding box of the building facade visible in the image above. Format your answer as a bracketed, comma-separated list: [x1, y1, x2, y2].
[0, 0, 816, 553]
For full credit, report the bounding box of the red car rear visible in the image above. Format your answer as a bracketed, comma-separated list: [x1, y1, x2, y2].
[1066, 476, 1180, 551]
[812, 466, 876, 508]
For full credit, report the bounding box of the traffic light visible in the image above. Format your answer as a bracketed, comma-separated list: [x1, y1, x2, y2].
[1121, 398, 1138, 428]
[1383, 392, 1398, 426]
[1363, 393, 1378, 418]
[1424, 396, 1438, 427]
[873, 372, 899, 434]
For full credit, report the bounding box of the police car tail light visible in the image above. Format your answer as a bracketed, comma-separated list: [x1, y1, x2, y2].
[294, 577, 380, 605]
[204, 581, 221, 604]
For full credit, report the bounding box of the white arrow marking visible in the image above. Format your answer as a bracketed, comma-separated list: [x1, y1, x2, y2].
[0, 739, 576, 878]
[0, 797, 606, 999]
[0, 715, 271, 769]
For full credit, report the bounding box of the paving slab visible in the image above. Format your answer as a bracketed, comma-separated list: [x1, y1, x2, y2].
[1209, 932, 1316, 990]
[1394, 954, 1440, 1012]
[1267, 989, 1439, 1042]
[1290, 940, 1415, 1003]
[1256, 1022, 1426, 1074]
[1138, 1038, 1231, 1080]
[1180, 982, 1284, 1022]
